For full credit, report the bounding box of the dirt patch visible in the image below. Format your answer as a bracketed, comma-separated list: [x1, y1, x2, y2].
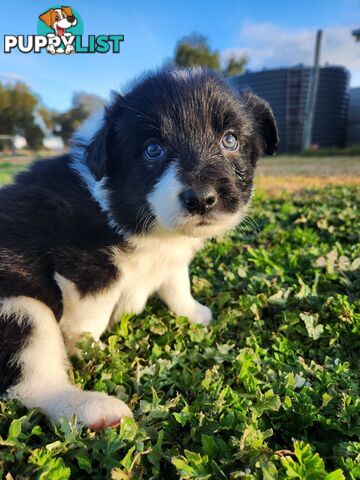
[256, 175, 360, 195]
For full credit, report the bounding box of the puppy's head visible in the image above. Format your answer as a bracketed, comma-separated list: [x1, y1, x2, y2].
[80, 68, 278, 238]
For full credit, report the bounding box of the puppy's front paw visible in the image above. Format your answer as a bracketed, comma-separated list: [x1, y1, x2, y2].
[188, 302, 212, 326]
[45, 388, 133, 430]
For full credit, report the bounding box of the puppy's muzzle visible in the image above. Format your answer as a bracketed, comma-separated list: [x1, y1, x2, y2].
[179, 187, 217, 215]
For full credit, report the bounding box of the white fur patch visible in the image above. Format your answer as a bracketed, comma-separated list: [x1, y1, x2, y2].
[53, 231, 205, 347]
[3, 296, 132, 426]
[184, 207, 249, 238]
[56, 272, 121, 354]
[70, 155, 126, 235]
[113, 233, 211, 324]
[170, 67, 202, 82]
[70, 110, 128, 237]
[1, 297, 70, 393]
[157, 264, 212, 325]
[74, 108, 105, 145]
[147, 164, 184, 231]
[55, 233, 207, 341]
[147, 163, 248, 238]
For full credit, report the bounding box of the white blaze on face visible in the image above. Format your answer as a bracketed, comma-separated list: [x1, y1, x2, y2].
[147, 164, 184, 231]
[146, 163, 249, 238]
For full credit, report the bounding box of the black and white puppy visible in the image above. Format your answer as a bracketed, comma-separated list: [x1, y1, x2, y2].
[0, 68, 278, 429]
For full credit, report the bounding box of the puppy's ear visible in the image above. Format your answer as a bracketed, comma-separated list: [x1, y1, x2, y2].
[83, 94, 122, 180]
[39, 9, 54, 27]
[241, 91, 279, 155]
[85, 117, 114, 181]
[62, 6, 73, 16]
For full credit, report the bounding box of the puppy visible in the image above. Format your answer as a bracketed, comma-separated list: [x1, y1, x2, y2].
[0, 68, 278, 429]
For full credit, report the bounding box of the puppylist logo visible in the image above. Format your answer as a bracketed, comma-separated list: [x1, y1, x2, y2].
[3, 5, 124, 55]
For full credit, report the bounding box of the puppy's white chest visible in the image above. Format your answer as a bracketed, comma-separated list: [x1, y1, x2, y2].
[114, 236, 202, 315]
[56, 235, 203, 344]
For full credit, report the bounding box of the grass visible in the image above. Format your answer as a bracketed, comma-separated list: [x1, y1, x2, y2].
[0, 159, 359, 479]
[0, 162, 28, 186]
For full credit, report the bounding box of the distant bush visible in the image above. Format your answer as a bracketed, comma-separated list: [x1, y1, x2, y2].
[174, 32, 248, 77]
[0, 82, 45, 150]
[303, 145, 360, 156]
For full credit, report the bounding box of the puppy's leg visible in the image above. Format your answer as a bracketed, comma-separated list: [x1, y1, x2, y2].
[158, 266, 212, 326]
[55, 274, 120, 356]
[0, 297, 132, 428]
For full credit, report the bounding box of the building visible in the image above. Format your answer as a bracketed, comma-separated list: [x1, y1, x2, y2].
[346, 87, 360, 146]
[229, 66, 349, 153]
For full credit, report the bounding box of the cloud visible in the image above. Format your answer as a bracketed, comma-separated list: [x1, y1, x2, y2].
[0, 72, 26, 83]
[222, 22, 360, 86]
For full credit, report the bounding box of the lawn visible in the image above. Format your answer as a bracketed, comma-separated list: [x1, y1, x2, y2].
[0, 158, 359, 479]
[0, 162, 27, 186]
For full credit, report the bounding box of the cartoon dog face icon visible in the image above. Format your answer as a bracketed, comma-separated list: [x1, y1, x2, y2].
[39, 6, 77, 36]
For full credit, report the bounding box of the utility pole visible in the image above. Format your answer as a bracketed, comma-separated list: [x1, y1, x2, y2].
[303, 29, 322, 150]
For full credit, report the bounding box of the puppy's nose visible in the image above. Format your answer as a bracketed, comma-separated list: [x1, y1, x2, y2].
[68, 15, 75, 22]
[179, 188, 217, 215]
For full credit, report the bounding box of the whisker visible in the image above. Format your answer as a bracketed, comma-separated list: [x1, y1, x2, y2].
[134, 203, 150, 233]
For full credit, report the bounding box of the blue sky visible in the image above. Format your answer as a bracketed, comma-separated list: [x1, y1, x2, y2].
[0, 0, 359, 111]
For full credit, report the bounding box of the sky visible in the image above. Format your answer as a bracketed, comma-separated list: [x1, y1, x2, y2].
[0, 0, 359, 112]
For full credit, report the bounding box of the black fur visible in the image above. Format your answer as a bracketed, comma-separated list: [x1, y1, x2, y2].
[0, 68, 278, 309]
[0, 155, 121, 314]
[240, 90, 279, 155]
[0, 68, 278, 397]
[89, 69, 279, 233]
[0, 311, 32, 392]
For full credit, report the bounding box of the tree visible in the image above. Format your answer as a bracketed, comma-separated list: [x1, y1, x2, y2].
[0, 82, 45, 150]
[73, 92, 106, 115]
[222, 53, 248, 77]
[174, 33, 220, 71]
[174, 33, 248, 77]
[24, 124, 44, 150]
[38, 106, 56, 131]
[53, 106, 88, 145]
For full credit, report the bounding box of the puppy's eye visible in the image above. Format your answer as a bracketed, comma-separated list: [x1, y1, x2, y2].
[221, 133, 238, 151]
[144, 143, 164, 160]
[55, 15, 60, 20]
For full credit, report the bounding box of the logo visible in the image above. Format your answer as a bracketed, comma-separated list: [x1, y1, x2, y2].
[3, 5, 124, 55]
